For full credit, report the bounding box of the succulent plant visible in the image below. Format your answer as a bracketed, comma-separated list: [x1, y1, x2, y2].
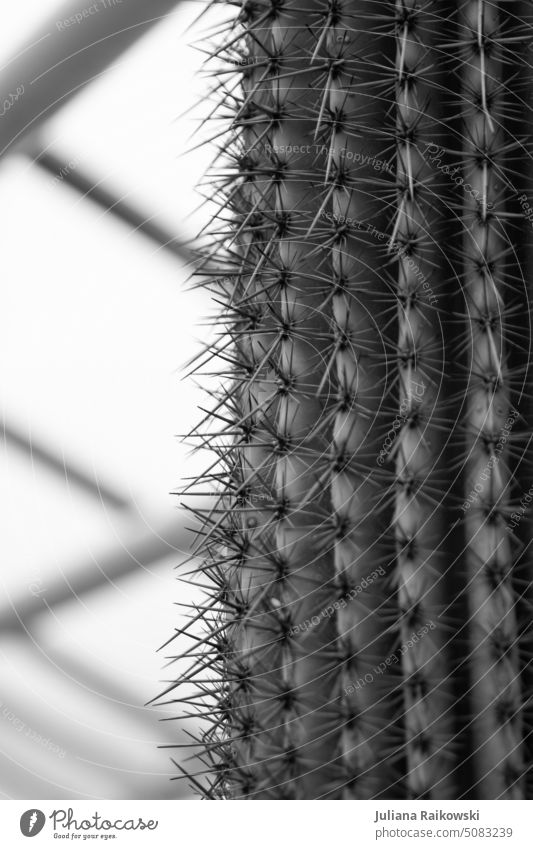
[157, 0, 533, 799]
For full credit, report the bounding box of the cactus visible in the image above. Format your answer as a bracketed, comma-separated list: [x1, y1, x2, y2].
[157, 0, 533, 799]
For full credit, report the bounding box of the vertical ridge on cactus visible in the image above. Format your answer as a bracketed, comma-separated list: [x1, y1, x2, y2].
[456, 0, 524, 799]
[319, 2, 403, 800]
[231, 0, 344, 797]
[391, 0, 455, 800]
[512, 1, 533, 800]
[156, 0, 533, 800]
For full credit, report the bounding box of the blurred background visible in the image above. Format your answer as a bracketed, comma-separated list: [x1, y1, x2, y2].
[0, 0, 214, 798]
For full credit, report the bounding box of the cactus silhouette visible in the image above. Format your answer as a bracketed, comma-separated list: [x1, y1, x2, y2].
[157, 0, 533, 799]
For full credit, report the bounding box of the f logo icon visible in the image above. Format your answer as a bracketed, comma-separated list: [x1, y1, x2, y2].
[20, 810, 46, 837]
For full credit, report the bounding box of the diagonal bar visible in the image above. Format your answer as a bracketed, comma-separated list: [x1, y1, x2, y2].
[32, 148, 195, 264]
[0, 518, 191, 631]
[2, 418, 131, 510]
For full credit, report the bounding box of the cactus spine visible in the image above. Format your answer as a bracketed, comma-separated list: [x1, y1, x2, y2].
[158, 0, 533, 800]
